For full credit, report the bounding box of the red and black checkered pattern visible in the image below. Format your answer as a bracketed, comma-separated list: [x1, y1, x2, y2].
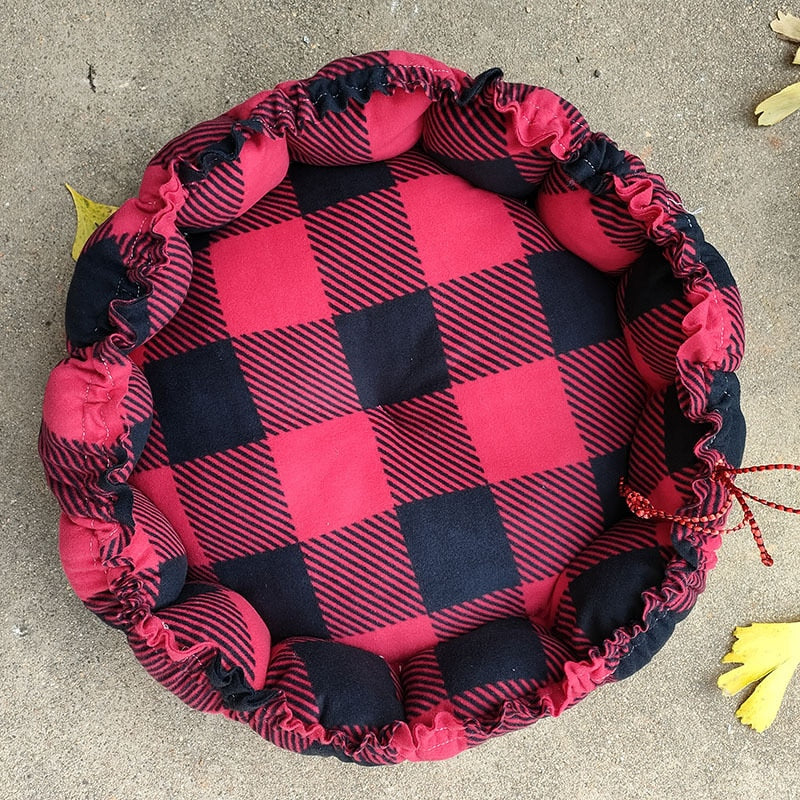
[41, 50, 747, 764]
[126, 150, 652, 672]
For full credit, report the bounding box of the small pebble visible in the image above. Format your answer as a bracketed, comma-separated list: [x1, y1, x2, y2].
[593, 69, 601, 78]
[12, 624, 30, 637]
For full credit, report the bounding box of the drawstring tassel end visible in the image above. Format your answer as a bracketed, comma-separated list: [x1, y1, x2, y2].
[620, 462, 800, 567]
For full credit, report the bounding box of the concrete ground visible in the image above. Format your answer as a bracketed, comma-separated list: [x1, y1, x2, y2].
[2, 2, 799, 798]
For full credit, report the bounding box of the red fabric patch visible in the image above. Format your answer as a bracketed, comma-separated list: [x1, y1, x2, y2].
[341, 615, 439, 665]
[361, 87, 431, 162]
[520, 577, 563, 627]
[453, 358, 588, 482]
[58, 513, 114, 603]
[399, 173, 526, 284]
[268, 411, 394, 541]
[42, 355, 129, 448]
[394, 712, 468, 761]
[211, 217, 330, 336]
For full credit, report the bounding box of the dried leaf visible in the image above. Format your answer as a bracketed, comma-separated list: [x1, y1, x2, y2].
[794, 44, 800, 64]
[771, 10, 800, 43]
[755, 81, 800, 125]
[65, 184, 118, 261]
[718, 622, 800, 732]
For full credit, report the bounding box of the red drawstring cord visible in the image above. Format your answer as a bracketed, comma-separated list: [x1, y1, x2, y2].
[619, 463, 800, 567]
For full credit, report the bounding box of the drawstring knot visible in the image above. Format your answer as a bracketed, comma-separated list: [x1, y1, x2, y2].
[620, 462, 800, 567]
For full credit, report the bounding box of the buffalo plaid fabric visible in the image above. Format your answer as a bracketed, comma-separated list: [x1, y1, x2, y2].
[40, 50, 745, 764]
[130, 148, 650, 660]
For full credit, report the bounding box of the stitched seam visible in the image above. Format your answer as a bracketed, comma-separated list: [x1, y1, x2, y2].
[97, 354, 113, 459]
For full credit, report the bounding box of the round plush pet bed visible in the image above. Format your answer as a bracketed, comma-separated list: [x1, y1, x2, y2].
[41, 51, 746, 764]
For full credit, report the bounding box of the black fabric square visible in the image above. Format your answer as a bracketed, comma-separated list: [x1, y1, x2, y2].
[397, 486, 520, 613]
[66, 237, 145, 348]
[110, 480, 134, 527]
[590, 446, 630, 528]
[289, 161, 395, 215]
[153, 555, 188, 610]
[528, 251, 621, 354]
[129, 415, 153, 465]
[335, 289, 451, 408]
[292, 640, 405, 728]
[623, 245, 685, 321]
[662, 384, 710, 473]
[186, 230, 213, 253]
[213, 546, 328, 641]
[429, 154, 532, 198]
[173, 581, 216, 602]
[144, 339, 264, 464]
[569, 546, 666, 644]
[435, 618, 548, 696]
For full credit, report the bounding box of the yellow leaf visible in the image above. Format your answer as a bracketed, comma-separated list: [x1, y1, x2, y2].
[754, 81, 800, 126]
[771, 10, 800, 43]
[733, 660, 798, 732]
[794, 45, 800, 64]
[66, 184, 119, 261]
[718, 622, 800, 731]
